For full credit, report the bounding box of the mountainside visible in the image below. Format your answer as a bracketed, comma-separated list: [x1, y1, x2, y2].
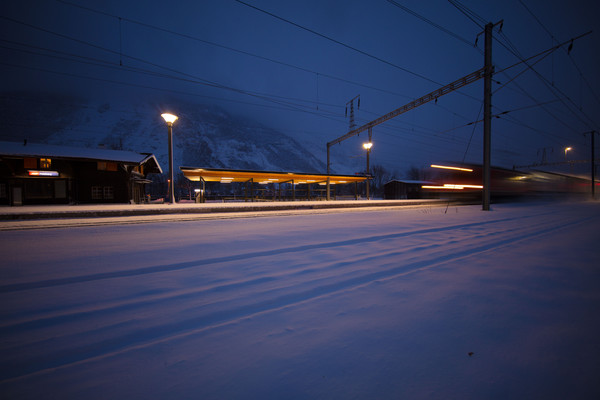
[0, 93, 326, 174]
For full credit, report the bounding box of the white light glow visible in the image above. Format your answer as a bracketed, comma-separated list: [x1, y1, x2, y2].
[161, 113, 178, 124]
[564, 147, 573, 158]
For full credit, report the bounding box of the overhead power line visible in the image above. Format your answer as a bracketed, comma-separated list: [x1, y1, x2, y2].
[492, 32, 591, 95]
[518, 0, 600, 107]
[1, 8, 476, 134]
[446, 0, 580, 133]
[447, 0, 487, 29]
[233, 0, 442, 86]
[0, 15, 353, 121]
[0, 38, 345, 116]
[55, 0, 414, 102]
[386, 0, 480, 50]
[446, 0, 598, 132]
[0, 60, 352, 126]
[439, 99, 561, 134]
[50, 0, 488, 116]
[495, 29, 598, 131]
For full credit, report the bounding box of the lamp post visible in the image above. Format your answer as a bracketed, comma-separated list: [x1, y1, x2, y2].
[363, 141, 372, 200]
[161, 113, 178, 204]
[564, 146, 572, 161]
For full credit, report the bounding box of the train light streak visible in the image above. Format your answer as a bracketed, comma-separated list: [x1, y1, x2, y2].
[431, 164, 473, 172]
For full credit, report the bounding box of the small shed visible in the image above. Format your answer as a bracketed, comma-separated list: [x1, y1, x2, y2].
[384, 180, 434, 199]
[0, 141, 162, 205]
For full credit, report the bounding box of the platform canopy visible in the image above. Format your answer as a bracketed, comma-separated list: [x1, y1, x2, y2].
[180, 167, 368, 185]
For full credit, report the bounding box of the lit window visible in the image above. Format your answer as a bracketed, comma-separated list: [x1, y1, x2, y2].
[40, 158, 51, 169]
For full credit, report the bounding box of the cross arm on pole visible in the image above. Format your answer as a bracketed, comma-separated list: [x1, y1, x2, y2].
[326, 67, 486, 148]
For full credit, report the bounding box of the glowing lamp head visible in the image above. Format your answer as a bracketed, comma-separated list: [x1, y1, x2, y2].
[363, 142, 373, 150]
[161, 113, 178, 125]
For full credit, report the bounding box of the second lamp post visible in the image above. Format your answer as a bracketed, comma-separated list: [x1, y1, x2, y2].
[363, 141, 372, 200]
[161, 113, 178, 204]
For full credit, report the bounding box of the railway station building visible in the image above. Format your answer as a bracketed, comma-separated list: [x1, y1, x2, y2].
[0, 141, 162, 206]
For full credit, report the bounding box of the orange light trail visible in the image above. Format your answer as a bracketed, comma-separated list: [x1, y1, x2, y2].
[430, 164, 473, 172]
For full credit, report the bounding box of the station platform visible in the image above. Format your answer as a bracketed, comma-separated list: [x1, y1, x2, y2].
[0, 199, 451, 221]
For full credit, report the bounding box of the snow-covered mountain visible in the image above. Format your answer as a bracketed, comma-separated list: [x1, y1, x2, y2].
[0, 92, 326, 174]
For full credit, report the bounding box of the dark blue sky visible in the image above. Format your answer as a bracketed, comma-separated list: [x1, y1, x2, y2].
[1, 0, 599, 174]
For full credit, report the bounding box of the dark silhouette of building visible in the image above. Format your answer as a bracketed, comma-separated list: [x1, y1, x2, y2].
[384, 180, 433, 199]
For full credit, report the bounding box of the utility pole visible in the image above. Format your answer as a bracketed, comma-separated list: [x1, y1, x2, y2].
[482, 22, 493, 211]
[328, 95, 360, 201]
[345, 95, 360, 132]
[325, 68, 486, 201]
[584, 131, 597, 199]
[537, 147, 553, 164]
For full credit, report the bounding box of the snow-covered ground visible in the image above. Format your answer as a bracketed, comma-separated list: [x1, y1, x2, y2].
[1, 200, 599, 399]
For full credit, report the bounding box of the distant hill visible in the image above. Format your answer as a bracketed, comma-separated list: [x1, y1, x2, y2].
[0, 92, 326, 174]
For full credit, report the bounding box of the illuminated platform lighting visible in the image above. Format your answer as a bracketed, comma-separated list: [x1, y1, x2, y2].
[431, 164, 473, 172]
[180, 167, 369, 186]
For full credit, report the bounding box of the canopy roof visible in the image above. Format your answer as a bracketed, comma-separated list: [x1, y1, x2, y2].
[180, 167, 368, 185]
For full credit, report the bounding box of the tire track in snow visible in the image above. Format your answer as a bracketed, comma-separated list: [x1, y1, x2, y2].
[0, 212, 590, 383]
[0, 209, 576, 332]
[0, 210, 558, 294]
[0, 208, 567, 335]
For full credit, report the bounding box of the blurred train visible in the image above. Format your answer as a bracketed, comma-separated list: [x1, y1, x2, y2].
[384, 163, 594, 201]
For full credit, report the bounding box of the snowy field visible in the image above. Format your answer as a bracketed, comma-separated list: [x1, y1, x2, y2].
[1, 200, 600, 399]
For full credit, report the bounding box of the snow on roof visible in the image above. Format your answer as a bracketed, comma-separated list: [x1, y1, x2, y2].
[0, 141, 161, 172]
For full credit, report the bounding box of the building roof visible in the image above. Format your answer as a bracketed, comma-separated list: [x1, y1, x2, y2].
[0, 141, 162, 173]
[180, 166, 368, 185]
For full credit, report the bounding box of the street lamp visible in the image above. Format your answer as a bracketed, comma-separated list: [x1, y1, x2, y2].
[161, 113, 178, 204]
[363, 141, 372, 199]
[564, 146, 572, 161]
